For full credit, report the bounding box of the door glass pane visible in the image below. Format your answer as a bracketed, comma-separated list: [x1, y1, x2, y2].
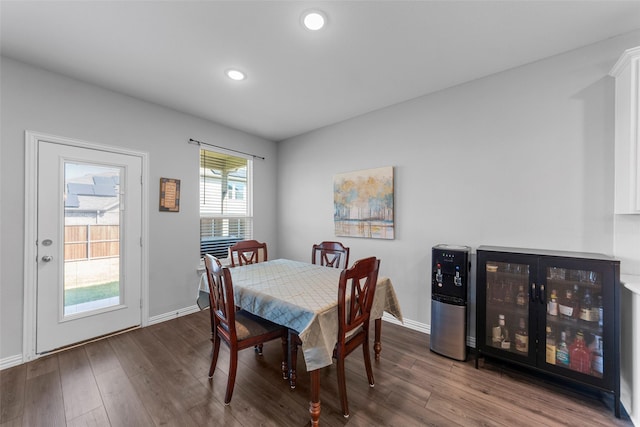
[545, 266, 603, 378]
[63, 162, 121, 316]
[485, 261, 530, 355]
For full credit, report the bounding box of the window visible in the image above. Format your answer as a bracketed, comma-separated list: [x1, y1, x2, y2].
[200, 149, 252, 258]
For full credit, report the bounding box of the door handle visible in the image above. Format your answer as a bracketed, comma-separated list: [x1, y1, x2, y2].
[531, 283, 536, 303]
[41, 255, 53, 262]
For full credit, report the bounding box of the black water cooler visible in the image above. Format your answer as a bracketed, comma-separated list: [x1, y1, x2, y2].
[430, 244, 470, 361]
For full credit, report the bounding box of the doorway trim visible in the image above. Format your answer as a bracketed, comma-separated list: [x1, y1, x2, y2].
[23, 131, 149, 362]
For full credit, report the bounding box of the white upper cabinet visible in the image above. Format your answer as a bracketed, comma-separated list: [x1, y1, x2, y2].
[610, 46, 640, 214]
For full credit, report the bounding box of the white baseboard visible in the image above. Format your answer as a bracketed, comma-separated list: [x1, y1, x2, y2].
[0, 354, 23, 370]
[380, 314, 476, 348]
[382, 313, 429, 334]
[148, 304, 202, 325]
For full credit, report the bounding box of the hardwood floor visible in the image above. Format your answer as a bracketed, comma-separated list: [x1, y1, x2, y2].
[1, 310, 632, 426]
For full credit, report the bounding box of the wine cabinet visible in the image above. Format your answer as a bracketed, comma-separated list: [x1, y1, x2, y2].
[475, 246, 621, 417]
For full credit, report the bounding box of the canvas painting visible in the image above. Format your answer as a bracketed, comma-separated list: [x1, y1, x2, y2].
[334, 166, 394, 239]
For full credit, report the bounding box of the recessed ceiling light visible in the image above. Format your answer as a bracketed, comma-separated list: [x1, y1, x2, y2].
[302, 10, 326, 31]
[226, 69, 246, 81]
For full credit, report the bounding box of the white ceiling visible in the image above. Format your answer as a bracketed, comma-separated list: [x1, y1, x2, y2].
[2, 1, 640, 141]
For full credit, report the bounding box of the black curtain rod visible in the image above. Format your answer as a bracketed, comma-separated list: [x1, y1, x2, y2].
[188, 138, 265, 160]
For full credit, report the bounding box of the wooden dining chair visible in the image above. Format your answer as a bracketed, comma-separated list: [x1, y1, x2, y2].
[288, 257, 380, 418]
[204, 254, 288, 405]
[288, 241, 351, 387]
[334, 256, 380, 417]
[312, 241, 350, 269]
[229, 239, 268, 267]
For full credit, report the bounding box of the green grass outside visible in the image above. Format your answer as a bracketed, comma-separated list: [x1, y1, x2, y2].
[65, 281, 119, 306]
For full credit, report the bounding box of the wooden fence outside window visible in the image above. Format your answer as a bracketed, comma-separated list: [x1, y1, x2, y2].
[64, 225, 119, 261]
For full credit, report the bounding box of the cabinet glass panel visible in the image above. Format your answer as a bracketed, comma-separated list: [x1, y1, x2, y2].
[485, 261, 530, 355]
[544, 266, 604, 378]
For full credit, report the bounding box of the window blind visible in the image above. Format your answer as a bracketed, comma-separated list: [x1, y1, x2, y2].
[199, 149, 252, 258]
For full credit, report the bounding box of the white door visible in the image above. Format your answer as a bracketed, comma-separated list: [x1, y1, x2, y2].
[36, 140, 142, 353]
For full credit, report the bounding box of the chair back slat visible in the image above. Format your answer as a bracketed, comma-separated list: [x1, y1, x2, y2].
[312, 241, 350, 269]
[229, 239, 268, 267]
[337, 257, 380, 337]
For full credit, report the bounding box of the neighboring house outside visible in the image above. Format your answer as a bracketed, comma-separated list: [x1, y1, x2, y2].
[65, 173, 120, 225]
[200, 161, 249, 258]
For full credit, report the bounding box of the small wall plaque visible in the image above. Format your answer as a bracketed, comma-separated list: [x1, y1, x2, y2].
[159, 178, 180, 212]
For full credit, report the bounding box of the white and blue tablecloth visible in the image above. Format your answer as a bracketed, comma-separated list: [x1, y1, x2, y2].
[198, 258, 403, 371]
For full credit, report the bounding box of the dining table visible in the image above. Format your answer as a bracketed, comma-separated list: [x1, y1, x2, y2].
[197, 258, 403, 426]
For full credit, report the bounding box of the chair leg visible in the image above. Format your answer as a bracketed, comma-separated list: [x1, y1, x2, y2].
[336, 353, 349, 418]
[289, 332, 301, 389]
[362, 339, 375, 387]
[225, 348, 239, 405]
[281, 334, 289, 380]
[208, 334, 221, 378]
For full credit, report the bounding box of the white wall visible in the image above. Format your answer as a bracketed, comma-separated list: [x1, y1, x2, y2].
[616, 216, 640, 275]
[0, 57, 278, 360]
[277, 30, 640, 330]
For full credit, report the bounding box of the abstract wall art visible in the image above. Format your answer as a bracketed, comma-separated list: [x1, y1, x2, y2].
[333, 166, 394, 239]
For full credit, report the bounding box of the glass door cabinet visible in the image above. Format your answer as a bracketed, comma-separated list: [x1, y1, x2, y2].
[475, 246, 621, 417]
